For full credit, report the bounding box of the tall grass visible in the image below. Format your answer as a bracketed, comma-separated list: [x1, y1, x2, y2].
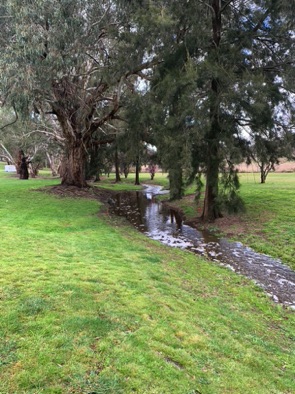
[0, 165, 294, 394]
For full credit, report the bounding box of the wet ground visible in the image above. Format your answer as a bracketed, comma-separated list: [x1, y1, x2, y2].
[110, 185, 295, 309]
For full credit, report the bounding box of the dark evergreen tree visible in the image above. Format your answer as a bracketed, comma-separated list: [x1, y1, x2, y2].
[122, 93, 155, 185]
[146, 0, 295, 219]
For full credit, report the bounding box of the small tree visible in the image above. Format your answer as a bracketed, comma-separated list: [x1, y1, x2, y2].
[248, 131, 285, 184]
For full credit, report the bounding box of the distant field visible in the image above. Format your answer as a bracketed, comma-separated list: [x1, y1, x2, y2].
[236, 160, 295, 173]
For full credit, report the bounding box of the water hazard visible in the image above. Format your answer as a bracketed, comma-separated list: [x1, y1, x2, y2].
[110, 185, 295, 309]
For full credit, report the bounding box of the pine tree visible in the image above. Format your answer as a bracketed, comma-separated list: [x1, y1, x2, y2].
[147, 0, 295, 219]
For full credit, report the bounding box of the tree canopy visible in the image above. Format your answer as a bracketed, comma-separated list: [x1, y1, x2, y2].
[0, 0, 158, 186]
[1, 0, 295, 219]
[145, 0, 295, 218]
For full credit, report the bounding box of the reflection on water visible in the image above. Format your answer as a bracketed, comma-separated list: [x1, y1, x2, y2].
[110, 185, 295, 308]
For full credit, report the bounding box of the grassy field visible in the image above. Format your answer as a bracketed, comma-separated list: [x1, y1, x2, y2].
[236, 172, 295, 270]
[158, 171, 295, 272]
[0, 166, 294, 394]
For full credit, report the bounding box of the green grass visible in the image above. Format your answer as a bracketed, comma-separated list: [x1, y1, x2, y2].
[236, 172, 295, 270]
[91, 171, 169, 191]
[0, 165, 294, 393]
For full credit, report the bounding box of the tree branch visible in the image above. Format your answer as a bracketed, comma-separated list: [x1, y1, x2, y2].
[0, 143, 15, 164]
[253, 9, 270, 33]
[123, 58, 162, 81]
[24, 129, 65, 143]
[221, 0, 235, 13]
[0, 104, 18, 130]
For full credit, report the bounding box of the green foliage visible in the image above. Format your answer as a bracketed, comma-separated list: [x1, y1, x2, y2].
[248, 130, 289, 183]
[146, 0, 295, 219]
[217, 169, 245, 214]
[0, 0, 161, 185]
[1, 0, 295, 202]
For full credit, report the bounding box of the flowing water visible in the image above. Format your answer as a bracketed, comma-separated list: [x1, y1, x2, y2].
[110, 184, 295, 309]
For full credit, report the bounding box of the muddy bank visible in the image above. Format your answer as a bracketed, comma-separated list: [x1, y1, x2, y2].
[37, 184, 118, 205]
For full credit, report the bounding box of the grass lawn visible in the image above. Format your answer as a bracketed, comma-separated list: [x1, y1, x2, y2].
[236, 172, 295, 270]
[0, 166, 294, 394]
[157, 171, 295, 272]
[95, 171, 169, 191]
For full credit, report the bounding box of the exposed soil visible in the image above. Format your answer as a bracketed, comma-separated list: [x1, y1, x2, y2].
[160, 193, 262, 241]
[187, 214, 268, 240]
[37, 184, 117, 204]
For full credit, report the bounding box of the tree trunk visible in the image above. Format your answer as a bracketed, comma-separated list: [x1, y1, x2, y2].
[202, 140, 222, 220]
[259, 162, 272, 184]
[169, 166, 183, 200]
[61, 142, 88, 187]
[114, 147, 121, 182]
[19, 157, 29, 180]
[46, 152, 59, 177]
[201, 0, 223, 221]
[0, 144, 14, 166]
[16, 149, 23, 175]
[53, 98, 99, 187]
[135, 156, 140, 185]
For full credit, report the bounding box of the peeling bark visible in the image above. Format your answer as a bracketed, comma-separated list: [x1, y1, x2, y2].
[61, 142, 88, 188]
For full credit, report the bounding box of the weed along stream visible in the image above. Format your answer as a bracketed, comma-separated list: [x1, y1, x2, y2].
[109, 185, 295, 309]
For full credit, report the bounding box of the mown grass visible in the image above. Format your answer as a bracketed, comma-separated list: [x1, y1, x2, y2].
[95, 171, 169, 191]
[0, 165, 294, 394]
[237, 172, 295, 270]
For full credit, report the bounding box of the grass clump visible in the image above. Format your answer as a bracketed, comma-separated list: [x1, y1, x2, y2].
[0, 165, 294, 394]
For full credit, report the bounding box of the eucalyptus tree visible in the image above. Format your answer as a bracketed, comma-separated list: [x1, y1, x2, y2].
[247, 123, 294, 184]
[0, 108, 62, 176]
[0, 0, 157, 187]
[0, 107, 19, 164]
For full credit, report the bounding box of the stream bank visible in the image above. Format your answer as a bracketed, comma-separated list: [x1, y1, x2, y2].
[40, 184, 295, 309]
[109, 184, 295, 309]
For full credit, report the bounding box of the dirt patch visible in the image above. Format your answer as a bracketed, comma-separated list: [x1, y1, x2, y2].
[209, 216, 262, 238]
[36, 184, 117, 205]
[161, 193, 268, 241]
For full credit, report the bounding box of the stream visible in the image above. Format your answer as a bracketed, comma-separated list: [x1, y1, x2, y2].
[109, 184, 295, 309]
